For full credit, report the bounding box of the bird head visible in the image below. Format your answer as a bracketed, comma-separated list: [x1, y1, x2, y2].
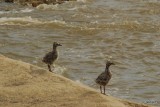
[106, 60, 115, 67]
[53, 42, 62, 47]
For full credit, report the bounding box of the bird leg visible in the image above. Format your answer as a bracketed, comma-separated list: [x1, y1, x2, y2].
[48, 64, 52, 72]
[100, 86, 102, 94]
[52, 65, 55, 70]
[104, 86, 106, 95]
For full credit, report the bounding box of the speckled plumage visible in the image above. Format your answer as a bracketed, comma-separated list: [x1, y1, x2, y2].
[42, 42, 62, 72]
[95, 61, 115, 94]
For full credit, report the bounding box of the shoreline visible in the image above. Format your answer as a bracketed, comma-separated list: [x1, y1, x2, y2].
[4, 0, 76, 7]
[0, 54, 155, 107]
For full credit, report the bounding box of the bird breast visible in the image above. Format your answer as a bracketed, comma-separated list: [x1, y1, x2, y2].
[96, 71, 112, 86]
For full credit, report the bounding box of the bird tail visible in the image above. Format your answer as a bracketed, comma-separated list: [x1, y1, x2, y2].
[42, 57, 45, 63]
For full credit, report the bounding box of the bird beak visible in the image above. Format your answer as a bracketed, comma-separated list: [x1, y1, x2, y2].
[58, 44, 62, 46]
[111, 63, 115, 65]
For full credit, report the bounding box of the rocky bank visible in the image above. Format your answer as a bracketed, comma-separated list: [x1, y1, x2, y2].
[0, 54, 154, 107]
[4, 0, 76, 7]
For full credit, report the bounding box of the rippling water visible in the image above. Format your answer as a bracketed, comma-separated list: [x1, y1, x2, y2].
[0, 0, 160, 106]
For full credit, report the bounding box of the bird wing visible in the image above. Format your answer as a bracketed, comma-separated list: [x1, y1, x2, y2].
[42, 52, 54, 63]
[95, 72, 111, 86]
[43, 51, 52, 58]
[96, 72, 108, 81]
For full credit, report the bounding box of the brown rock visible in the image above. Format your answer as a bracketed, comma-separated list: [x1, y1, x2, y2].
[5, 0, 14, 3]
[31, 1, 44, 7]
[13, 0, 75, 6]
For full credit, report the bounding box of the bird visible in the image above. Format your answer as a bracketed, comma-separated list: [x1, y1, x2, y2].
[42, 42, 62, 72]
[95, 61, 115, 94]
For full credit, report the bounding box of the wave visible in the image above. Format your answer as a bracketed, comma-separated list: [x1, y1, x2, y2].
[53, 65, 67, 75]
[0, 16, 66, 26]
[1, 16, 159, 33]
[36, 4, 59, 10]
[77, 0, 87, 3]
[0, 8, 33, 15]
[36, 1, 87, 11]
[20, 8, 34, 13]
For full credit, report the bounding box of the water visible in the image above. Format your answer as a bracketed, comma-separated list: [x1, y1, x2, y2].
[0, 0, 160, 106]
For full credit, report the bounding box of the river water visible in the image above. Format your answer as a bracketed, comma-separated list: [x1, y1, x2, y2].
[0, 0, 160, 106]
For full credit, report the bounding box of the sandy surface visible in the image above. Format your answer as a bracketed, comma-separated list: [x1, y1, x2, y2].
[0, 54, 154, 107]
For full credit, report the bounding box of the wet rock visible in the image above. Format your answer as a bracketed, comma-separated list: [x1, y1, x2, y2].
[13, 0, 73, 7]
[5, 0, 14, 3]
[4, 0, 75, 7]
[31, 1, 44, 7]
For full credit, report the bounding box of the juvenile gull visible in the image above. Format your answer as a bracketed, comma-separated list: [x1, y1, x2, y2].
[95, 61, 115, 94]
[42, 42, 62, 72]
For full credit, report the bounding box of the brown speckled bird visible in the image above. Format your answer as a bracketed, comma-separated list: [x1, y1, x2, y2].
[95, 61, 115, 94]
[42, 42, 62, 72]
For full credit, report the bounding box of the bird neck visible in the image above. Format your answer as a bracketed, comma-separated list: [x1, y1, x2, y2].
[53, 46, 57, 51]
[105, 65, 110, 73]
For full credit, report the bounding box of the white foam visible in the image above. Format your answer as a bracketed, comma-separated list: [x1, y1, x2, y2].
[146, 0, 160, 2]
[75, 80, 83, 84]
[68, 7, 78, 11]
[0, 11, 10, 14]
[0, 16, 66, 26]
[77, 0, 87, 3]
[0, 8, 33, 15]
[20, 8, 34, 13]
[53, 65, 67, 74]
[52, 19, 66, 24]
[36, 4, 59, 10]
[0, 16, 39, 25]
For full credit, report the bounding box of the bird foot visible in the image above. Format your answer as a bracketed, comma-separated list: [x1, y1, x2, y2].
[104, 93, 107, 95]
[49, 69, 52, 72]
[48, 65, 53, 72]
[49, 66, 55, 73]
